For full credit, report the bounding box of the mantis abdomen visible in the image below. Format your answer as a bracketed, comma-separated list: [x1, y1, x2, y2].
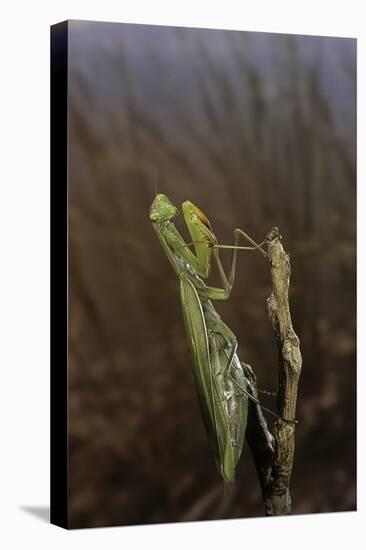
[180, 274, 248, 483]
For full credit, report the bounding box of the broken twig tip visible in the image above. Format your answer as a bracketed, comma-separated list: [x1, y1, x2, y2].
[266, 227, 282, 243]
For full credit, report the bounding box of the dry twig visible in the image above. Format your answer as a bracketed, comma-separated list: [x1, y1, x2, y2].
[245, 226, 302, 515]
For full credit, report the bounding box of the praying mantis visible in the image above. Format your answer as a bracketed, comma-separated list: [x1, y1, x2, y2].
[149, 193, 290, 484]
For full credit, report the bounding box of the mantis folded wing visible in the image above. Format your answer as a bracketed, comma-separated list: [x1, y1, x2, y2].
[149, 194, 268, 483]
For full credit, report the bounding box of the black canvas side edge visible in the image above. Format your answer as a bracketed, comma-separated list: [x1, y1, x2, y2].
[50, 20, 69, 529]
[354, 37, 357, 511]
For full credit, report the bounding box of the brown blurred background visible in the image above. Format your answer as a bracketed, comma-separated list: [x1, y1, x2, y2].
[67, 21, 356, 528]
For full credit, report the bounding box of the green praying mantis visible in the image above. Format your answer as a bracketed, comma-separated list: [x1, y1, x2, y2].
[149, 193, 293, 484]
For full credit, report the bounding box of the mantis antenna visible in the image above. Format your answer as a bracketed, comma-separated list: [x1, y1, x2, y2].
[154, 166, 159, 197]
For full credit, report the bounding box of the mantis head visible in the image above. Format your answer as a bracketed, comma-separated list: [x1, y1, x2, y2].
[149, 194, 179, 223]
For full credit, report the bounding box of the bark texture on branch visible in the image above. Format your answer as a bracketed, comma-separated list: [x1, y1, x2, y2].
[245, 226, 302, 516]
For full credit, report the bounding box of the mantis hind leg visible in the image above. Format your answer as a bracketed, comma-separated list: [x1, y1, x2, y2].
[205, 310, 297, 424]
[228, 373, 297, 424]
[213, 340, 281, 421]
